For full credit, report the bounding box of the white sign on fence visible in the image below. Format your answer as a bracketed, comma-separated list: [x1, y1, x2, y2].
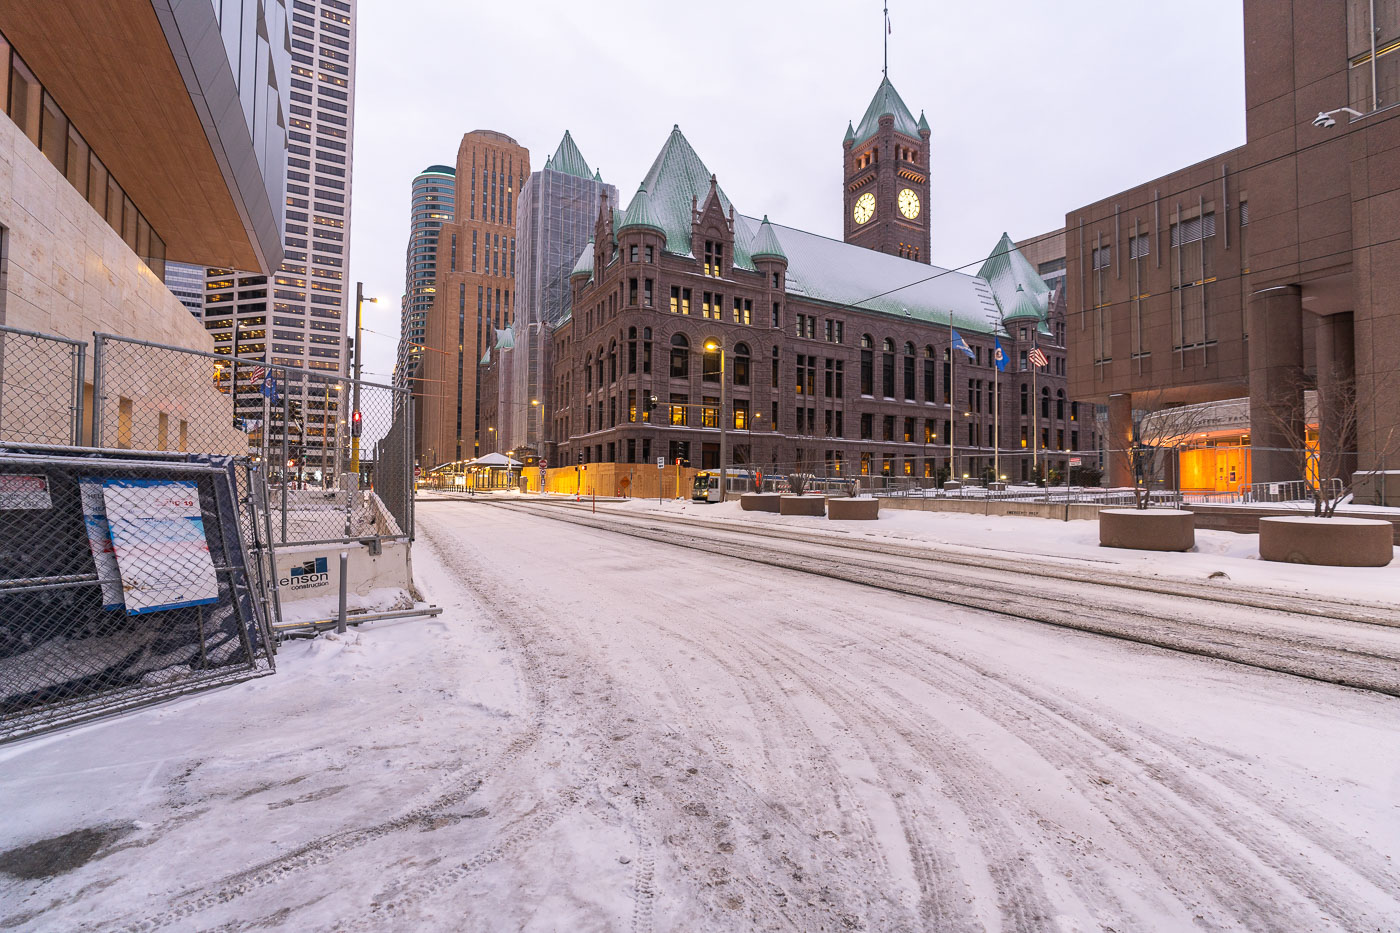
[657, 457, 665, 469]
[102, 479, 220, 615]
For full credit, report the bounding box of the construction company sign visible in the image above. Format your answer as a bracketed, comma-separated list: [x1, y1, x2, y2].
[275, 550, 339, 596]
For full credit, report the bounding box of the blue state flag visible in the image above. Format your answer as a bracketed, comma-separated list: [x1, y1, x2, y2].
[993, 337, 1008, 371]
[259, 372, 280, 404]
[950, 328, 975, 359]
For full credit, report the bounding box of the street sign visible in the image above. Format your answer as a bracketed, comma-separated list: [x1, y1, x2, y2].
[656, 457, 665, 469]
[540, 459, 548, 469]
[1069, 457, 1082, 467]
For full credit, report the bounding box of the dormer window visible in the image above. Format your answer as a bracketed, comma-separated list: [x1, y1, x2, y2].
[704, 240, 723, 278]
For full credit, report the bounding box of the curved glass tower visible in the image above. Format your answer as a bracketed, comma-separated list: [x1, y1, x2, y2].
[396, 164, 456, 388]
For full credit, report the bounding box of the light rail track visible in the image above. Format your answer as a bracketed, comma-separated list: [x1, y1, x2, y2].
[469, 498, 1400, 698]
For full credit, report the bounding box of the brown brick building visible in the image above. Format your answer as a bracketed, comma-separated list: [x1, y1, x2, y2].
[417, 130, 529, 469]
[1066, 0, 1400, 490]
[547, 86, 1095, 484]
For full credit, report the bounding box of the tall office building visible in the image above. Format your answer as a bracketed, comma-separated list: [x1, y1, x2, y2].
[164, 261, 207, 316]
[201, 0, 358, 463]
[394, 164, 455, 389]
[417, 131, 529, 468]
[497, 131, 614, 456]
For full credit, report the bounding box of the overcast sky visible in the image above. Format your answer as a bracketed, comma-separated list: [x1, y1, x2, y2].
[347, 0, 1245, 383]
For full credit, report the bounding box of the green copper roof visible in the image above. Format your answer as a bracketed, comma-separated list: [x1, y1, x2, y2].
[495, 326, 514, 350]
[635, 125, 735, 258]
[977, 232, 1051, 323]
[548, 130, 593, 179]
[734, 215, 1002, 334]
[852, 77, 921, 145]
[749, 215, 786, 261]
[570, 237, 595, 279]
[843, 121, 855, 143]
[618, 184, 665, 234]
[917, 110, 930, 133]
[594, 168, 603, 182]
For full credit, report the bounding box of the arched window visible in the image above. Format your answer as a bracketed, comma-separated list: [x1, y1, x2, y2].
[924, 344, 935, 357]
[1056, 389, 1065, 420]
[902, 342, 916, 400]
[584, 353, 593, 392]
[883, 337, 895, 352]
[596, 347, 604, 387]
[670, 333, 690, 379]
[608, 340, 617, 383]
[881, 340, 895, 396]
[627, 327, 637, 374]
[860, 337, 874, 395]
[861, 333, 873, 349]
[733, 342, 751, 387]
[702, 343, 720, 383]
[1041, 386, 1051, 419]
[643, 327, 652, 374]
[904, 341, 915, 356]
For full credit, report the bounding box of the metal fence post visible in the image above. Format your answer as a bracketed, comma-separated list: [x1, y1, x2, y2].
[89, 334, 105, 447]
[280, 390, 290, 543]
[336, 551, 349, 634]
[72, 341, 86, 447]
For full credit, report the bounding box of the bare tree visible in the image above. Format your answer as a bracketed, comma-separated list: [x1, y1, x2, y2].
[1260, 375, 1400, 517]
[1128, 391, 1215, 509]
[786, 446, 819, 496]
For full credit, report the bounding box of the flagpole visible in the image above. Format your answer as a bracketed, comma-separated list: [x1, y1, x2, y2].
[948, 320, 955, 483]
[994, 345, 1000, 482]
[1032, 347, 1039, 483]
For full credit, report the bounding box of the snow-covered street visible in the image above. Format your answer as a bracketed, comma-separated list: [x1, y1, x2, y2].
[3, 500, 1400, 931]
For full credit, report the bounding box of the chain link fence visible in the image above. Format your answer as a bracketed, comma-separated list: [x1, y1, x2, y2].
[0, 450, 274, 742]
[0, 324, 85, 446]
[90, 333, 413, 547]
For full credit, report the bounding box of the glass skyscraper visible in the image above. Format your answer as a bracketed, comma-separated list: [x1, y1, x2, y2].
[395, 165, 455, 389]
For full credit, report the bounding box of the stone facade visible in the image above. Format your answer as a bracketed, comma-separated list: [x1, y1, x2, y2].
[548, 120, 1093, 484]
[0, 116, 239, 452]
[1066, 0, 1400, 486]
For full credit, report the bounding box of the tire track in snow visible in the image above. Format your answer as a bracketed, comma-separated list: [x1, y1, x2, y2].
[489, 501, 1400, 697]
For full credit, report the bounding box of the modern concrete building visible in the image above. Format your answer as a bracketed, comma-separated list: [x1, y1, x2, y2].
[394, 164, 455, 391]
[1065, 0, 1400, 491]
[0, 2, 289, 448]
[492, 131, 615, 458]
[417, 130, 529, 470]
[547, 116, 1092, 483]
[200, 0, 358, 463]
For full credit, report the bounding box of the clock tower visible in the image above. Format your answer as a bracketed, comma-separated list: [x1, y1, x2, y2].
[842, 76, 931, 263]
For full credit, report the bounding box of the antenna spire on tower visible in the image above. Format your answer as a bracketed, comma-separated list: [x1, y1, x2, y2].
[883, 1, 890, 79]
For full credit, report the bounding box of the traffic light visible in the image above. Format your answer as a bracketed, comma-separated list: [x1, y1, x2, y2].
[351, 410, 362, 437]
[576, 451, 583, 465]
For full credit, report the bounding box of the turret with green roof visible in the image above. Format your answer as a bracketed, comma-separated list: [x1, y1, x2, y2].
[570, 237, 595, 281]
[617, 184, 665, 235]
[978, 232, 1051, 323]
[849, 76, 922, 145]
[750, 215, 787, 262]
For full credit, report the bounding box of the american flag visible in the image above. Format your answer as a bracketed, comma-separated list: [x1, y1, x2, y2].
[1028, 347, 1049, 368]
[247, 366, 266, 383]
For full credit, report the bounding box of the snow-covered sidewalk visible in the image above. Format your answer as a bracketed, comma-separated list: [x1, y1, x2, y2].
[2, 502, 1398, 930]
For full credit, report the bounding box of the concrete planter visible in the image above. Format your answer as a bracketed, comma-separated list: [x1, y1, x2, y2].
[1258, 516, 1393, 567]
[827, 497, 879, 521]
[943, 481, 962, 491]
[779, 495, 826, 516]
[740, 492, 782, 513]
[1099, 508, 1195, 552]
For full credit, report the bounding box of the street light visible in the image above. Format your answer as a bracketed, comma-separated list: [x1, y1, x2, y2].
[351, 281, 379, 475]
[703, 339, 727, 502]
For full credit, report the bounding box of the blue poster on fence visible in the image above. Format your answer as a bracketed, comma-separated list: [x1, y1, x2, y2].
[102, 478, 220, 615]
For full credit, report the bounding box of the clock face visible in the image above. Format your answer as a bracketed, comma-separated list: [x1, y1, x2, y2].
[899, 188, 921, 220]
[853, 192, 875, 225]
